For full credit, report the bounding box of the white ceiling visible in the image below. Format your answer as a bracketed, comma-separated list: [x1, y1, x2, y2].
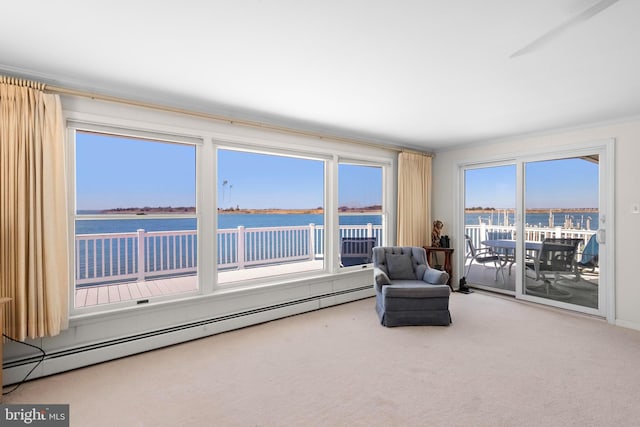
[2, 0, 639, 151]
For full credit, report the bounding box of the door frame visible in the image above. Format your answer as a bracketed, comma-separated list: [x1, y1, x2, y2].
[460, 160, 518, 296]
[457, 138, 615, 322]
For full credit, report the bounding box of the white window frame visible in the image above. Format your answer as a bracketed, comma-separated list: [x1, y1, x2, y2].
[68, 123, 202, 315]
[213, 144, 330, 286]
[336, 160, 388, 270]
[66, 107, 397, 317]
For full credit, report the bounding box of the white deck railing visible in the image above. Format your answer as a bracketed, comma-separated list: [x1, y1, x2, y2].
[76, 224, 382, 286]
[464, 224, 597, 256]
[77, 223, 595, 287]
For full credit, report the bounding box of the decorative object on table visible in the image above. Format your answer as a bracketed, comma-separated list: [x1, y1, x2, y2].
[431, 220, 444, 247]
[458, 276, 473, 294]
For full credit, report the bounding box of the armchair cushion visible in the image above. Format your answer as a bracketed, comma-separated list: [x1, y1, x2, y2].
[386, 253, 416, 280]
[383, 282, 450, 299]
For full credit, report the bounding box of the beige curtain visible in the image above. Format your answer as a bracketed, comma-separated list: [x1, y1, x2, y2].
[0, 76, 69, 340]
[397, 151, 432, 247]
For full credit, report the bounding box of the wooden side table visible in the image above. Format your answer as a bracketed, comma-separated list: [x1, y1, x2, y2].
[423, 247, 454, 290]
[0, 297, 11, 400]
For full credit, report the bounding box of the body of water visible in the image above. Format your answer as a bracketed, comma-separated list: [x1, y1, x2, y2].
[76, 211, 595, 234]
[76, 213, 382, 234]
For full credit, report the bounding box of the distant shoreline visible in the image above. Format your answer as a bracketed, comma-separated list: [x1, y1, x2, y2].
[99, 207, 382, 215]
[98, 207, 593, 215]
[219, 208, 324, 215]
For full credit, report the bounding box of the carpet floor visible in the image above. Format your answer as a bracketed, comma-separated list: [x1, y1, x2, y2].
[5, 291, 640, 426]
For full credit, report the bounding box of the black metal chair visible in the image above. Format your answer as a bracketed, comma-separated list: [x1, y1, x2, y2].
[340, 236, 377, 267]
[528, 237, 582, 285]
[464, 234, 505, 283]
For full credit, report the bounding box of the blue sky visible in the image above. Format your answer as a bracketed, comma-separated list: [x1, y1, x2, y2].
[465, 158, 599, 209]
[76, 132, 197, 210]
[217, 151, 383, 210]
[217, 149, 324, 210]
[338, 163, 382, 208]
[78, 131, 595, 212]
[75, 132, 382, 210]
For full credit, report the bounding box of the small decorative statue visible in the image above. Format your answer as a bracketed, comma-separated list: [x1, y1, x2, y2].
[431, 220, 444, 247]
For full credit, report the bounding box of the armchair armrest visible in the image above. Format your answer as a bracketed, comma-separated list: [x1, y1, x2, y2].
[423, 267, 449, 285]
[374, 267, 392, 291]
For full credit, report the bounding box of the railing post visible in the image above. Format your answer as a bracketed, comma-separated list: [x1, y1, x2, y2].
[237, 226, 245, 269]
[479, 222, 487, 247]
[366, 223, 373, 237]
[554, 226, 562, 238]
[308, 224, 316, 260]
[137, 229, 146, 282]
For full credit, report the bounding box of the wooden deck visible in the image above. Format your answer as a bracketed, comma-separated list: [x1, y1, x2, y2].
[74, 260, 325, 308]
[464, 261, 599, 309]
[74, 275, 198, 308]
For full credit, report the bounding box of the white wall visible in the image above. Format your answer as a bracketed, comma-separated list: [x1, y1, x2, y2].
[432, 118, 640, 329]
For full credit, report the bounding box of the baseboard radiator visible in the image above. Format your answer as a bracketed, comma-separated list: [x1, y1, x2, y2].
[3, 286, 373, 385]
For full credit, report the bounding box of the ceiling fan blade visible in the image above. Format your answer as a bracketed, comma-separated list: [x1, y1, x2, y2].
[510, 0, 621, 58]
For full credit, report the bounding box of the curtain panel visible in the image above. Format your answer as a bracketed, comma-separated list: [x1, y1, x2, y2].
[0, 76, 69, 340]
[396, 151, 432, 247]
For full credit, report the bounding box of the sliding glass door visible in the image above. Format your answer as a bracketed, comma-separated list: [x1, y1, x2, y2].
[463, 164, 516, 294]
[461, 143, 610, 318]
[523, 156, 600, 310]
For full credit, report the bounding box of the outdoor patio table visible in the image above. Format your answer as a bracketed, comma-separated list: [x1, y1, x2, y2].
[481, 239, 542, 277]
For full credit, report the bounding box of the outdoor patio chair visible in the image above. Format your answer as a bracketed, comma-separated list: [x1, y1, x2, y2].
[340, 236, 377, 267]
[527, 237, 583, 286]
[464, 235, 505, 283]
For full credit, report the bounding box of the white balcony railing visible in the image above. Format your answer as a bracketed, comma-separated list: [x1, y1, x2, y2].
[76, 224, 382, 287]
[464, 223, 597, 257]
[77, 223, 595, 287]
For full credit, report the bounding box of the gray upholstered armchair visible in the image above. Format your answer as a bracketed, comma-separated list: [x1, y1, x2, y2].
[373, 246, 451, 327]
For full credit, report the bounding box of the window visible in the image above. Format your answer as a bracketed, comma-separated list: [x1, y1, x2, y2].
[73, 130, 198, 310]
[338, 163, 384, 267]
[216, 149, 325, 283]
[70, 121, 392, 313]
